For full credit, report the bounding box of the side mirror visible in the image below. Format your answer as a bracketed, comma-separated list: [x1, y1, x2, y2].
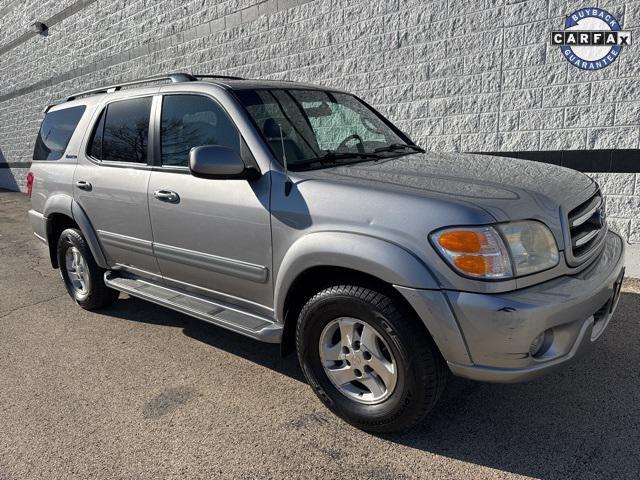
[189, 145, 255, 179]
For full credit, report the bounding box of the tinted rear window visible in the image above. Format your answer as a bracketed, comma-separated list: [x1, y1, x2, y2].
[89, 97, 152, 163]
[33, 106, 86, 160]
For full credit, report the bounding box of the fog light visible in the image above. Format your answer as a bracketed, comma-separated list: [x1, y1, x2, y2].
[529, 331, 549, 357]
[529, 333, 544, 356]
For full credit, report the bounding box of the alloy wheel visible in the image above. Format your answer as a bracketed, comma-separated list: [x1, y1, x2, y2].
[319, 317, 398, 404]
[65, 246, 90, 296]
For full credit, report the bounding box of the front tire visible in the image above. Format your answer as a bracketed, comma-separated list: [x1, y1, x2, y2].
[57, 228, 118, 310]
[296, 285, 447, 433]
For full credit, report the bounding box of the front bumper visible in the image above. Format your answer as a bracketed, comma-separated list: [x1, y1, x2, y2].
[398, 231, 625, 383]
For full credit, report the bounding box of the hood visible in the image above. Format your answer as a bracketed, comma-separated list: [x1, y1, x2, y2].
[294, 152, 597, 226]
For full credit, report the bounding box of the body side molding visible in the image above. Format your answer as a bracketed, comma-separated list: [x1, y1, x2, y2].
[98, 230, 154, 257]
[153, 242, 269, 283]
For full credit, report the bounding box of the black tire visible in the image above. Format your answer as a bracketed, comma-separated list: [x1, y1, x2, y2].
[57, 228, 119, 310]
[296, 284, 448, 433]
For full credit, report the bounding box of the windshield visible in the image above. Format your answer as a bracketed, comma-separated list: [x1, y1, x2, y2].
[235, 89, 420, 169]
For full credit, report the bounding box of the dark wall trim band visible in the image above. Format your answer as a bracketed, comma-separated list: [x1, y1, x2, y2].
[0, 0, 97, 57]
[0, 162, 31, 168]
[475, 150, 640, 173]
[2, 151, 637, 173]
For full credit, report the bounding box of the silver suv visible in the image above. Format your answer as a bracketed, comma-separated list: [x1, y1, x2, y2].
[28, 73, 625, 432]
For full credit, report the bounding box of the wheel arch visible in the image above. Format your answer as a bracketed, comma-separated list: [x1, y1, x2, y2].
[43, 196, 108, 269]
[275, 232, 440, 356]
[46, 213, 78, 268]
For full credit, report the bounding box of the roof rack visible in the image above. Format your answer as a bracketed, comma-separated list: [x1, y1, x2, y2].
[45, 72, 250, 112]
[193, 74, 245, 80]
[65, 72, 197, 101]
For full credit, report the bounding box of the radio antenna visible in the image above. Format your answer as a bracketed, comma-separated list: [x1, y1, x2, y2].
[279, 124, 292, 196]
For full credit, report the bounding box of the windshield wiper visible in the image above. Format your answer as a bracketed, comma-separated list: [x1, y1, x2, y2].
[318, 151, 381, 161]
[374, 143, 425, 154]
[293, 151, 381, 169]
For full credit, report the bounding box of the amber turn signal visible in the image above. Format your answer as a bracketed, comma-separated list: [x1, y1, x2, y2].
[453, 255, 489, 276]
[431, 226, 513, 279]
[437, 231, 483, 253]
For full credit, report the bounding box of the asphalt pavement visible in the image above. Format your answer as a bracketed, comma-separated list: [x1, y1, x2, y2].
[1, 190, 639, 480]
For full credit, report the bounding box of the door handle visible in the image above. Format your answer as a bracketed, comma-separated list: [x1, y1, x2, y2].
[153, 190, 180, 203]
[75, 181, 92, 191]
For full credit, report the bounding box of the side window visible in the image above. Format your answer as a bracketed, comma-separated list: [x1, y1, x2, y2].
[33, 106, 86, 160]
[160, 94, 241, 167]
[88, 97, 152, 163]
[89, 110, 105, 159]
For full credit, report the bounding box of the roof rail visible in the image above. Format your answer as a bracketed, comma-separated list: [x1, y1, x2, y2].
[65, 72, 197, 101]
[44, 73, 250, 112]
[193, 74, 246, 80]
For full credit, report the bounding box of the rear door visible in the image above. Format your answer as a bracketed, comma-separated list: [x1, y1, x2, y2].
[147, 93, 273, 311]
[74, 94, 160, 277]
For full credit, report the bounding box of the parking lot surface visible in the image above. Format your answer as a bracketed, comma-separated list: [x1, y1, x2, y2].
[1, 190, 639, 480]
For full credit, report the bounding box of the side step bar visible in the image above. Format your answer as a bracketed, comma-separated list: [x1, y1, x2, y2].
[104, 272, 282, 343]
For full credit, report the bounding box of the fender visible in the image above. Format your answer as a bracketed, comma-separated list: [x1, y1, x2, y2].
[43, 194, 74, 268]
[274, 231, 439, 322]
[42, 193, 73, 219]
[43, 194, 109, 269]
[71, 201, 109, 269]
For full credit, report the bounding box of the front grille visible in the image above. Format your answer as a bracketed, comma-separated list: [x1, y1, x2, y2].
[567, 192, 606, 262]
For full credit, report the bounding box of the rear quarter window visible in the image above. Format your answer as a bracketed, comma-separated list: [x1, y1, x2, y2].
[33, 106, 86, 160]
[87, 97, 152, 164]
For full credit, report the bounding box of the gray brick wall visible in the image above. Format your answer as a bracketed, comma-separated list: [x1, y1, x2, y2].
[0, 0, 639, 243]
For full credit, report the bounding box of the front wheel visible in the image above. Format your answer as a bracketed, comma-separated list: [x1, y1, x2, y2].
[296, 285, 448, 433]
[57, 228, 119, 310]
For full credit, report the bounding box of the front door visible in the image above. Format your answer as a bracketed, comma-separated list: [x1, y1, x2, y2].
[147, 93, 272, 311]
[74, 95, 160, 277]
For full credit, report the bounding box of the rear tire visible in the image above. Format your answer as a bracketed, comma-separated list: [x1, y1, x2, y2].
[296, 284, 447, 433]
[57, 228, 119, 310]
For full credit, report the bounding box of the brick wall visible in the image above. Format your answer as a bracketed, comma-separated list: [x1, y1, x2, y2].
[0, 0, 638, 242]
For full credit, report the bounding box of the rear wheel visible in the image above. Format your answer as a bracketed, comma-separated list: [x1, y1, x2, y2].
[57, 228, 119, 310]
[296, 284, 447, 433]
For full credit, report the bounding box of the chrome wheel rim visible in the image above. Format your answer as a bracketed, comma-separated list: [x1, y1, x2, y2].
[319, 317, 398, 405]
[65, 246, 90, 296]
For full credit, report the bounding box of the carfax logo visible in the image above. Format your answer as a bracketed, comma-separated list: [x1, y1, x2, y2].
[551, 8, 632, 70]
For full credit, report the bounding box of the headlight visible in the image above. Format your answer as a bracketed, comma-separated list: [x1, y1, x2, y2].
[496, 221, 559, 276]
[431, 221, 559, 280]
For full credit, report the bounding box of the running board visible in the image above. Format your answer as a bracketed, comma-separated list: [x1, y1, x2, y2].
[104, 272, 282, 343]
